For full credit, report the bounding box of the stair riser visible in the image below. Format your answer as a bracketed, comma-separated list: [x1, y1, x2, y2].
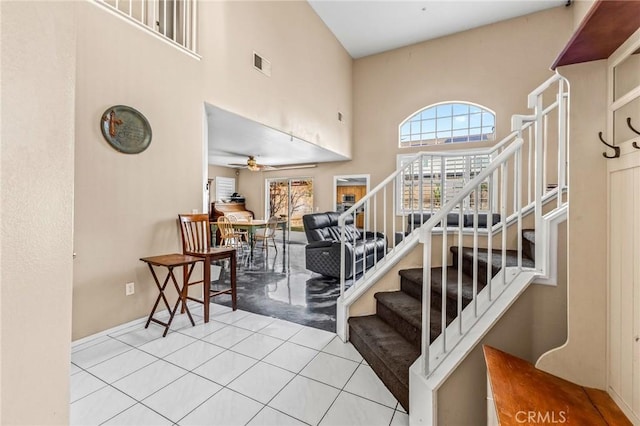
[401, 274, 472, 321]
[452, 253, 496, 286]
[400, 276, 422, 300]
[376, 300, 421, 349]
[523, 240, 535, 262]
[349, 324, 410, 411]
[522, 230, 536, 262]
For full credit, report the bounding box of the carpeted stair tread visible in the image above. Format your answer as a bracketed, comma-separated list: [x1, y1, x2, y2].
[349, 315, 420, 411]
[451, 246, 535, 272]
[447, 246, 535, 286]
[399, 267, 423, 284]
[522, 229, 535, 244]
[375, 291, 422, 330]
[374, 291, 443, 347]
[400, 267, 480, 301]
[522, 229, 536, 261]
[349, 231, 538, 414]
[374, 291, 444, 346]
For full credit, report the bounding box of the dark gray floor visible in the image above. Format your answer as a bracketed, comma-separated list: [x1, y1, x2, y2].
[211, 241, 347, 332]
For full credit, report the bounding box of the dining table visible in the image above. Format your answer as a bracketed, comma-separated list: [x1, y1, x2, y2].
[211, 218, 288, 259]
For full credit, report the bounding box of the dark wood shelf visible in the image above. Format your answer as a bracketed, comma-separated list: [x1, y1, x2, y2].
[552, 0, 640, 70]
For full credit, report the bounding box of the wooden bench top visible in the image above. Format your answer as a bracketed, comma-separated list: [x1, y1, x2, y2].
[484, 345, 630, 425]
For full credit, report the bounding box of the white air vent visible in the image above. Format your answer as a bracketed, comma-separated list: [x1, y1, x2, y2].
[253, 52, 271, 77]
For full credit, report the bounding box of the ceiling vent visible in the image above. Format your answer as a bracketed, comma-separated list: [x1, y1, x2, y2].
[253, 52, 271, 77]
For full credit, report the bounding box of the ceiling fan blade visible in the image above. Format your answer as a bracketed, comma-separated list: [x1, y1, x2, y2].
[269, 164, 317, 171]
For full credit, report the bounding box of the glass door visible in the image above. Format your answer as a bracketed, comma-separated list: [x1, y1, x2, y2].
[266, 178, 313, 244]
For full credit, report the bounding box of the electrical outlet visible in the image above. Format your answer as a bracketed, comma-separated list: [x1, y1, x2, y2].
[125, 282, 135, 296]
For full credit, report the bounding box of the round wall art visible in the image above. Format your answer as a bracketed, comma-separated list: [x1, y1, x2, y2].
[100, 105, 152, 154]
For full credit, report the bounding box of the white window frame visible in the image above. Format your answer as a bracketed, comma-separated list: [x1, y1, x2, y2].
[399, 101, 496, 148]
[214, 176, 236, 202]
[395, 153, 495, 216]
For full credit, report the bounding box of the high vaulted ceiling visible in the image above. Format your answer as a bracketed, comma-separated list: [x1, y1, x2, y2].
[308, 0, 567, 59]
[209, 0, 569, 169]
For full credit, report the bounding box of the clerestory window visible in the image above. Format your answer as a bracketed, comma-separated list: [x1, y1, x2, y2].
[96, 0, 198, 56]
[399, 102, 495, 148]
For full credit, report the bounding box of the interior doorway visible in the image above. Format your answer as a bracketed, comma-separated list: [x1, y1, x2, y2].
[333, 174, 370, 229]
[266, 177, 314, 244]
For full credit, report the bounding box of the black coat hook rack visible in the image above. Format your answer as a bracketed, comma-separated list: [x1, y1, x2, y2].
[599, 132, 620, 159]
[627, 118, 640, 149]
[628, 117, 640, 136]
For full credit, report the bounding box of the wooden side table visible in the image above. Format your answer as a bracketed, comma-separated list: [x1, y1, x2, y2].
[140, 253, 202, 337]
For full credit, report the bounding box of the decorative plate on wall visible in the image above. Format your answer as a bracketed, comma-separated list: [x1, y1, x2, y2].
[100, 105, 152, 154]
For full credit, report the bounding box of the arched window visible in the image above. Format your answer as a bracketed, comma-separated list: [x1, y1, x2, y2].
[399, 102, 495, 148]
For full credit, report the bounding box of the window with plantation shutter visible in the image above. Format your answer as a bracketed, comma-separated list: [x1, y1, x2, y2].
[396, 154, 492, 215]
[214, 177, 235, 202]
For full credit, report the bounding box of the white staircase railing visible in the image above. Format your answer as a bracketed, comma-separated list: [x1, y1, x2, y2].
[337, 135, 512, 311]
[336, 74, 569, 343]
[419, 73, 569, 378]
[408, 74, 569, 425]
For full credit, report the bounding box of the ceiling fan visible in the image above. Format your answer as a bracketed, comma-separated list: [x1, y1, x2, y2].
[228, 156, 275, 171]
[228, 155, 316, 172]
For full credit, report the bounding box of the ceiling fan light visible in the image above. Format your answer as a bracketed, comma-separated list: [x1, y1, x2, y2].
[246, 156, 260, 171]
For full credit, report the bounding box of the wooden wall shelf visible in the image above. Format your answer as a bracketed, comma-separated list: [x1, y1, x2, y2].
[552, 0, 640, 70]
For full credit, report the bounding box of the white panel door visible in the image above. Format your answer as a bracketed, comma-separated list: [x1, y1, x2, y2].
[608, 150, 640, 422]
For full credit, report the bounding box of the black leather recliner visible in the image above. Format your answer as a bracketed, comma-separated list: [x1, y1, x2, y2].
[303, 212, 386, 279]
[394, 212, 502, 245]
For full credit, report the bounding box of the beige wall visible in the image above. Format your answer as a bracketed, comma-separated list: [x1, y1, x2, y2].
[1, 2, 76, 423]
[350, 6, 571, 183]
[573, 0, 597, 30]
[536, 60, 608, 388]
[237, 6, 573, 223]
[72, 1, 351, 339]
[199, 0, 353, 158]
[73, 2, 205, 339]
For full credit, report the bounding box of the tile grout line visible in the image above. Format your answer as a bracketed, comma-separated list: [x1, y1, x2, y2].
[248, 336, 333, 425]
[73, 305, 387, 425]
[314, 349, 362, 426]
[97, 385, 175, 426]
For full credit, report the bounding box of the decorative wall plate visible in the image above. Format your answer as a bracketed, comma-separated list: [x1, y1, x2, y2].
[100, 105, 152, 154]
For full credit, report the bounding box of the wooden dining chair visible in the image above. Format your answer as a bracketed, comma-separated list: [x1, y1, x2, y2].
[227, 214, 249, 245]
[178, 214, 237, 318]
[217, 216, 243, 250]
[254, 216, 279, 258]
